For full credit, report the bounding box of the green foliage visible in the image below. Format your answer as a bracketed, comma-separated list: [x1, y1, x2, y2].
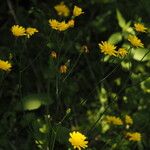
[108, 32, 122, 44]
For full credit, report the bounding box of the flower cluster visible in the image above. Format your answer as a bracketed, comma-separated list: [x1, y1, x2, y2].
[98, 22, 148, 58]
[68, 114, 139, 149]
[49, 19, 74, 31]
[98, 41, 128, 57]
[105, 114, 141, 142]
[49, 4, 84, 31]
[127, 23, 147, 47]
[54, 3, 84, 17]
[11, 25, 38, 38]
[105, 114, 133, 127]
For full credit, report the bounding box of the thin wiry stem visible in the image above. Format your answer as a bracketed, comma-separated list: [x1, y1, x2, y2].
[7, 0, 19, 24]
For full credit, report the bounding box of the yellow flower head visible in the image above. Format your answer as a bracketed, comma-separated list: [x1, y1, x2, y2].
[49, 19, 59, 30]
[50, 51, 57, 59]
[26, 27, 38, 38]
[73, 6, 84, 17]
[134, 23, 147, 32]
[49, 19, 70, 31]
[125, 115, 133, 125]
[117, 48, 128, 57]
[69, 131, 88, 150]
[54, 2, 70, 17]
[126, 132, 141, 141]
[59, 65, 67, 73]
[128, 35, 144, 48]
[11, 25, 26, 37]
[0, 60, 12, 71]
[58, 21, 69, 31]
[98, 41, 117, 56]
[67, 20, 75, 28]
[105, 116, 123, 125]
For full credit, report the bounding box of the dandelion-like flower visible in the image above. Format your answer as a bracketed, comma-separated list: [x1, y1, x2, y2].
[26, 27, 38, 38]
[67, 20, 75, 28]
[58, 21, 69, 31]
[11, 25, 26, 37]
[0, 60, 12, 71]
[73, 6, 84, 17]
[54, 2, 70, 17]
[134, 23, 147, 33]
[125, 115, 133, 125]
[49, 19, 74, 31]
[128, 35, 144, 48]
[59, 65, 67, 73]
[69, 131, 88, 150]
[105, 116, 123, 125]
[49, 19, 59, 30]
[49, 19, 72, 31]
[50, 51, 57, 59]
[126, 132, 141, 141]
[117, 48, 128, 57]
[98, 41, 117, 56]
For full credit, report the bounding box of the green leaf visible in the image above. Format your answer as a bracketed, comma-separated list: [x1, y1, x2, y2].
[132, 48, 150, 61]
[108, 32, 122, 44]
[116, 9, 126, 29]
[22, 94, 53, 111]
[141, 77, 150, 93]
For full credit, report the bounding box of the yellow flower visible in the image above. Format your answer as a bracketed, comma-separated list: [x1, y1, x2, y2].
[59, 65, 67, 73]
[126, 132, 141, 141]
[49, 19, 59, 30]
[98, 41, 117, 56]
[0, 60, 12, 71]
[105, 116, 123, 125]
[11, 25, 26, 37]
[117, 48, 128, 57]
[49, 19, 70, 31]
[73, 6, 84, 17]
[134, 23, 147, 32]
[26, 27, 38, 38]
[54, 2, 70, 17]
[125, 115, 133, 125]
[67, 20, 75, 28]
[69, 131, 88, 150]
[50, 51, 57, 59]
[128, 35, 144, 47]
[58, 21, 69, 31]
